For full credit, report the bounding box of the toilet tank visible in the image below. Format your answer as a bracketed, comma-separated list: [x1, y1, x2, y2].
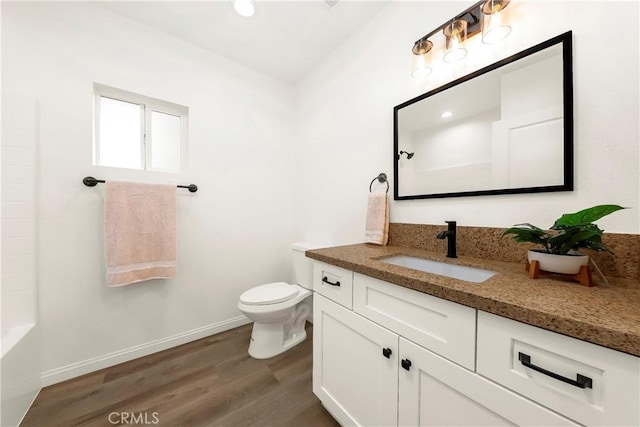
[292, 243, 322, 290]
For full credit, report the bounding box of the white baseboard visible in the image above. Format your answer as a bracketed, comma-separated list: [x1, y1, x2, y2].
[41, 316, 251, 387]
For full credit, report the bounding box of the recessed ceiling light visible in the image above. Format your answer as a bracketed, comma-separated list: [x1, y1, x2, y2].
[441, 111, 453, 118]
[234, 0, 255, 17]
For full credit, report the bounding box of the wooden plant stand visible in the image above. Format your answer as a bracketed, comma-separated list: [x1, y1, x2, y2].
[526, 260, 594, 287]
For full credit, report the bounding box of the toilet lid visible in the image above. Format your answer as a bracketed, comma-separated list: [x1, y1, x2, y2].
[240, 282, 299, 306]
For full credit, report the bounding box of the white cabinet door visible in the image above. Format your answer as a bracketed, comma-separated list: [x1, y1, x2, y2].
[313, 294, 398, 426]
[398, 338, 580, 427]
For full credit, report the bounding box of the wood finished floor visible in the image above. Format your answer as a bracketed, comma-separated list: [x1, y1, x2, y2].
[21, 323, 339, 427]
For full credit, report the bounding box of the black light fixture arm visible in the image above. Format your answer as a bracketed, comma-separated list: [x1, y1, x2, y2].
[412, 0, 484, 46]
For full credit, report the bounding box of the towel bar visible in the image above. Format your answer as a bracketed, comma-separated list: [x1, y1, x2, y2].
[82, 176, 198, 193]
[369, 173, 389, 193]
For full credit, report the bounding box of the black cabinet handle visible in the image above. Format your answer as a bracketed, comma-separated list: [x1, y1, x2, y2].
[322, 276, 340, 287]
[382, 348, 392, 359]
[401, 359, 412, 371]
[518, 352, 592, 389]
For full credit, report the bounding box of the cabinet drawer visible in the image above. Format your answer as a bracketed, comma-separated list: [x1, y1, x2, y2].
[353, 273, 476, 370]
[477, 311, 640, 426]
[313, 261, 353, 309]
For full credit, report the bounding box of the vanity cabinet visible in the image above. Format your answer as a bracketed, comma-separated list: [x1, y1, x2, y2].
[313, 266, 579, 426]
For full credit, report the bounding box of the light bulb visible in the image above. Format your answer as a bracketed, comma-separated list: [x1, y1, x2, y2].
[443, 20, 468, 63]
[411, 39, 433, 79]
[482, 0, 512, 44]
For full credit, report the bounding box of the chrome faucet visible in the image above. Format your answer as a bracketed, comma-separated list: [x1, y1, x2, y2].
[436, 221, 457, 258]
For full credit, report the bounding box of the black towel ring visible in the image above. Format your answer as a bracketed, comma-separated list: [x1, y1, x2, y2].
[369, 173, 389, 193]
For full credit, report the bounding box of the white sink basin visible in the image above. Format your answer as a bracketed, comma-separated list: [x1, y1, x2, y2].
[380, 255, 496, 283]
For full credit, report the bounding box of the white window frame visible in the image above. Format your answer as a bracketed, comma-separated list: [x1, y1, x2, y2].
[93, 83, 188, 173]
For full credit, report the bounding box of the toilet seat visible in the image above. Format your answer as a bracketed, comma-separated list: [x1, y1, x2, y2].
[239, 282, 299, 306]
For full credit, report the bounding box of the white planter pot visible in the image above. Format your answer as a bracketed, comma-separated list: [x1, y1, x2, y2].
[528, 250, 589, 275]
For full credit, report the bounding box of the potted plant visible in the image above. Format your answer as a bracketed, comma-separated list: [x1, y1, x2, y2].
[502, 204, 626, 274]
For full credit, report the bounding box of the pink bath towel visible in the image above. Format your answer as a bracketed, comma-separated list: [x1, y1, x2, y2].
[365, 192, 389, 245]
[104, 181, 177, 287]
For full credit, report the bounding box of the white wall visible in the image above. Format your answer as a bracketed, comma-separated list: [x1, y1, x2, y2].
[295, 1, 640, 244]
[2, 2, 296, 383]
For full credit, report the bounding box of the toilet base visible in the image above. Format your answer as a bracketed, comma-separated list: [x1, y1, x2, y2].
[248, 321, 308, 359]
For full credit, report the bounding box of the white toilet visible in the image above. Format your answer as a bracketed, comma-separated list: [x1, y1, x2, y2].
[238, 243, 317, 359]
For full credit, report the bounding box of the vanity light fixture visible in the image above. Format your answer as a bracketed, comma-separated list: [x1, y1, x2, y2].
[443, 19, 468, 63]
[481, 0, 511, 44]
[234, 0, 255, 17]
[410, 0, 514, 78]
[412, 38, 434, 78]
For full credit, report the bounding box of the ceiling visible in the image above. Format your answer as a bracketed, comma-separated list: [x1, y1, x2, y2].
[95, 0, 390, 85]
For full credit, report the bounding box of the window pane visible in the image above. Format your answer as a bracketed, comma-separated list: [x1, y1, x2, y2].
[150, 111, 181, 172]
[98, 97, 142, 169]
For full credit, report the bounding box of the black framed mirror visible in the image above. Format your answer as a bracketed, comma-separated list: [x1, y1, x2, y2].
[393, 31, 573, 200]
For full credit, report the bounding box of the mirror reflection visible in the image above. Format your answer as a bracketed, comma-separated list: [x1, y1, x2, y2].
[394, 32, 572, 200]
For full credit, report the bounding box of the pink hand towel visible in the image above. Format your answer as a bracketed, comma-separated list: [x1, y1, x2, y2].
[365, 192, 389, 245]
[104, 181, 177, 287]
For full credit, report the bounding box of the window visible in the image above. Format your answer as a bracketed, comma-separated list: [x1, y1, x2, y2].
[93, 84, 187, 172]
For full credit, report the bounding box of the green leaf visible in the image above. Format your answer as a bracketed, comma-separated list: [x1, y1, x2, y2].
[546, 224, 606, 254]
[502, 224, 550, 250]
[552, 205, 626, 229]
[550, 227, 599, 254]
[581, 240, 614, 254]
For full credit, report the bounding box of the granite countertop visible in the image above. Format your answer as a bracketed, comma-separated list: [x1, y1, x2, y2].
[306, 243, 640, 357]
